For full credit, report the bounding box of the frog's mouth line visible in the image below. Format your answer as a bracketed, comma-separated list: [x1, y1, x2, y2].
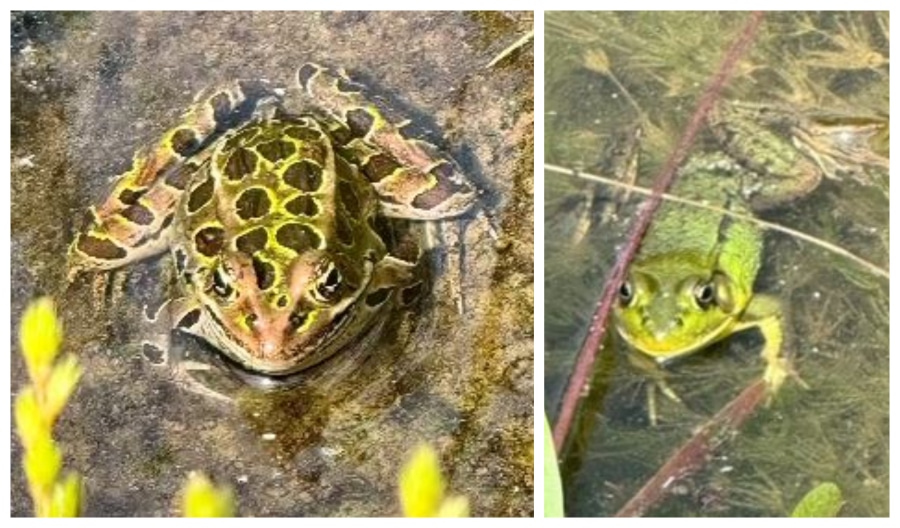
[198, 264, 378, 376]
[617, 317, 735, 363]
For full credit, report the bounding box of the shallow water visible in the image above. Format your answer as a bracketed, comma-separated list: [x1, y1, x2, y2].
[545, 11, 888, 517]
[11, 11, 534, 516]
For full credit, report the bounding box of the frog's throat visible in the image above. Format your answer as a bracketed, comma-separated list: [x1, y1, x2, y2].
[618, 316, 737, 363]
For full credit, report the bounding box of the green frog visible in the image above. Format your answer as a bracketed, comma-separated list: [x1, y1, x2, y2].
[68, 63, 479, 377]
[612, 100, 887, 422]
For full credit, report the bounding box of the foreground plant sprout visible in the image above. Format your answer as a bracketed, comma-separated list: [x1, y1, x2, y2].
[182, 472, 236, 517]
[15, 297, 84, 517]
[399, 444, 469, 517]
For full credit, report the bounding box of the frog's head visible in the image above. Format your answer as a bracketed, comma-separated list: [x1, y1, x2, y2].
[194, 247, 376, 375]
[612, 257, 749, 361]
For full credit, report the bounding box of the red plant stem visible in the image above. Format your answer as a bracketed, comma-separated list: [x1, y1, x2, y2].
[552, 11, 767, 452]
[614, 380, 767, 517]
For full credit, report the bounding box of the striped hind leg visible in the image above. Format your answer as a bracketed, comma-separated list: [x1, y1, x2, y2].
[293, 63, 480, 221]
[68, 80, 278, 277]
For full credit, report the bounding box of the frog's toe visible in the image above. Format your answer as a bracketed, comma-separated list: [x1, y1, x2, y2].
[763, 357, 807, 402]
[763, 358, 789, 396]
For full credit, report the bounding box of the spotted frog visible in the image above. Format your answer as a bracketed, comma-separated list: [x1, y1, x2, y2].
[612, 100, 887, 421]
[69, 64, 479, 376]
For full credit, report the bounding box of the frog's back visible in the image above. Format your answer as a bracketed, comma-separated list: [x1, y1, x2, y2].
[637, 153, 763, 289]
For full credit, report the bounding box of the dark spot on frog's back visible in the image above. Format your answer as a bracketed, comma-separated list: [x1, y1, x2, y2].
[194, 226, 225, 257]
[235, 187, 271, 220]
[170, 128, 200, 157]
[346, 108, 375, 138]
[276, 223, 322, 253]
[252, 256, 276, 290]
[77, 234, 127, 260]
[224, 125, 259, 151]
[283, 160, 323, 192]
[285, 125, 322, 143]
[188, 176, 215, 213]
[256, 139, 296, 163]
[285, 195, 319, 217]
[235, 227, 268, 255]
[224, 147, 258, 181]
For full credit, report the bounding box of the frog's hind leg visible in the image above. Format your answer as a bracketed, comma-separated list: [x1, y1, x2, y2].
[68, 79, 279, 278]
[292, 63, 481, 221]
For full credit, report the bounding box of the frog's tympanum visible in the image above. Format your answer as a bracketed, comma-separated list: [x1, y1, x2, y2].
[612, 101, 886, 421]
[68, 64, 478, 377]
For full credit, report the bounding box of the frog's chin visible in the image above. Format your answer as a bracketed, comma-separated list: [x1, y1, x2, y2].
[619, 328, 724, 362]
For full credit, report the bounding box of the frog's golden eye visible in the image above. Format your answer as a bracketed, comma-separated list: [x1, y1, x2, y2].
[693, 281, 716, 308]
[618, 280, 634, 306]
[314, 262, 343, 303]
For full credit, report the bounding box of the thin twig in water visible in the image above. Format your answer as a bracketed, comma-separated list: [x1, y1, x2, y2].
[545, 163, 889, 280]
[614, 380, 767, 517]
[487, 30, 534, 68]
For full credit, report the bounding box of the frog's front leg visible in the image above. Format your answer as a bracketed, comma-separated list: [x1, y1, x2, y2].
[294, 63, 480, 221]
[736, 293, 806, 399]
[68, 80, 277, 278]
[141, 296, 203, 366]
[142, 296, 233, 403]
[626, 350, 684, 427]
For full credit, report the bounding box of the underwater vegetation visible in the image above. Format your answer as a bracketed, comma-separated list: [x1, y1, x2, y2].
[546, 11, 887, 517]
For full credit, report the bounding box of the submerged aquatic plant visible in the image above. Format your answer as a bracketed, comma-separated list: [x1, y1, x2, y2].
[15, 297, 84, 517]
[546, 10, 888, 517]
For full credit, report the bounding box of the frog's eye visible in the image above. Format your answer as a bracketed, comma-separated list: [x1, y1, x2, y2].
[693, 282, 716, 308]
[313, 262, 343, 303]
[211, 265, 234, 298]
[618, 280, 634, 306]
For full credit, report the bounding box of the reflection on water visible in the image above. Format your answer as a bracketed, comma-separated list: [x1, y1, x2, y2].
[545, 11, 888, 517]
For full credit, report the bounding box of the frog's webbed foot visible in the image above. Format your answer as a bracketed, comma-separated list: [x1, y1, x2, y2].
[139, 297, 193, 366]
[762, 355, 809, 404]
[628, 351, 684, 426]
[645, 377, 685, 427]
[139, 298, 234, 404]
[171, 360, 236, 404]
